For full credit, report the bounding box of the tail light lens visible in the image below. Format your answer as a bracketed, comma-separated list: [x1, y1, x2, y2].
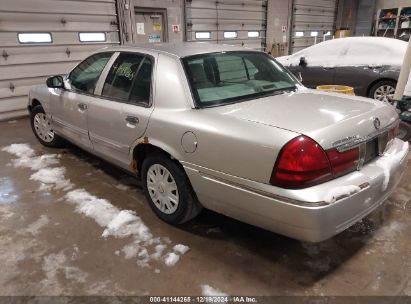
[271, 135, 360, 189]
[326, 147, 359, 178]
[270, 136, 332, 189]
[388, 123, 399, 141]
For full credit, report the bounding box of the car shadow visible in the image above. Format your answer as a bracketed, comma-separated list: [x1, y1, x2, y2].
[62, 141, 390, 287]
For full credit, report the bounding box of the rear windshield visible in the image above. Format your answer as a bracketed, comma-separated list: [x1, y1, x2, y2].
[182, 51, 297, 108]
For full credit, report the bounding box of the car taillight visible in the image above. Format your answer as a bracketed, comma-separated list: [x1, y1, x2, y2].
[270, 136, 333, 189]
[388, 123, 399, 141]
[270, 135, 360, 189]
[326, 147, 359, 178]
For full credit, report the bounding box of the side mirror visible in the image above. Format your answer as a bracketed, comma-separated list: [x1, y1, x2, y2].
[46, 75, 64, 89]
[299, 56, 307, 67]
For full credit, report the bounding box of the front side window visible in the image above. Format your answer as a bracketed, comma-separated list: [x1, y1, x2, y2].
[182, 52, 297, 107]
[69, 52, 112, 94]
[102, 53, 153, 105]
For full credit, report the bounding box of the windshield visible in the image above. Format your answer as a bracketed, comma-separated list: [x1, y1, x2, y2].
[182, 51, 298, 108]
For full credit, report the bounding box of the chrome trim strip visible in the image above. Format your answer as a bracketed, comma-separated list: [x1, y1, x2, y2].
[53, 117, 88, 136]
[334, 120, 398, 152]
[90, 132, 129, 154]
[199, 172, 369, 207]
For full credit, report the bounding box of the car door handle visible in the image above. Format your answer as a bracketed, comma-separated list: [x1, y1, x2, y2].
[125, 116, 139, 125]
[78, 103, 87, 111]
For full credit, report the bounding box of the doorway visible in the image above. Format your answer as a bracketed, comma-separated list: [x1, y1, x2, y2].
[135, 8, 167, 44]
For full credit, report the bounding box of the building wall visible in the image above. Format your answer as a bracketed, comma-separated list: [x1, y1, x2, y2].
[0, 0, 119, 120]
[118, 0, 184, 45]
[266, 0, 291, 55]
[336, 0, 359, 33]
[376, 0, 411, 10]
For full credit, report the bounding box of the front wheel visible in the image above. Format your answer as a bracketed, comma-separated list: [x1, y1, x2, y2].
[142, 153, 202, 224]
[30, 105, 64, 148]
[369, 80, 396, 103]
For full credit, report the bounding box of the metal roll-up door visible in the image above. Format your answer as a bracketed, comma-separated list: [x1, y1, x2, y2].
[290, 0, 338, 54]
[185, 0, 267, 51]
[0, 0, 120, 120]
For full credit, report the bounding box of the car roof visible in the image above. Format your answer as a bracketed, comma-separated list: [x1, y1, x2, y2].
[102, 42, 255, 58]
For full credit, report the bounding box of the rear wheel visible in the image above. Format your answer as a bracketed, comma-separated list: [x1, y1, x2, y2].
[30, 105, 64, 148]
[369, 80, 396, 103]
[142, 152, 202, 224]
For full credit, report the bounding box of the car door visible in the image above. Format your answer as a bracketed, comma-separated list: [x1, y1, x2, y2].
[50, 52, 114, 149]
[333, 42, 384, 97]
[87, 52, 155, 169]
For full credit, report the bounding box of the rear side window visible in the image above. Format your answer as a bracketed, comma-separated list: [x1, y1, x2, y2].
[102, 53, 153, 105]
[69, 52, 112, 94]
[183, 51, 297, 107]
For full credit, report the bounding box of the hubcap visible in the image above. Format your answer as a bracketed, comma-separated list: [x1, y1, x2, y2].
[147, 164, 179, 214]
[33, 113, 54, 143]
[374, 85, 395, 103]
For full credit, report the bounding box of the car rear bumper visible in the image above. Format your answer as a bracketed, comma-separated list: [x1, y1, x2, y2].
[184, 138, 409, 242]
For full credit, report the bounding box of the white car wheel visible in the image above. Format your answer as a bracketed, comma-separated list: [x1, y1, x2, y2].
[147, 164, 179, 214]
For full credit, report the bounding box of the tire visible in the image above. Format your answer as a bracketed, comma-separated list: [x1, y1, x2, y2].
[368, 80, 397, 103]
[398, 121, 411, 142]
[30, 105, 64, 148]
[142, 152, 202, 224]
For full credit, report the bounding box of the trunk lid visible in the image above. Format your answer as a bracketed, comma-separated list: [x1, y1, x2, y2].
[207, 88, 398, 149]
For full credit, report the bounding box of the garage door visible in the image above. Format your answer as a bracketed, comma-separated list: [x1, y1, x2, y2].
[290, 0, 338, 54]
[0, 0, 120, 120]
[185, 0, 267, 51]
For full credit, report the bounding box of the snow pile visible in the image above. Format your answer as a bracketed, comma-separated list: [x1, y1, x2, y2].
[173, 244, 190, 255]
[2, 143, 191, 268]
[14, 154, 60, 171]
[324, 185, 361, 204]
[164, 252, 180, 267]
[278, 37, 407, 69]
[375, 140, 409, 191]
[2, 143, 71, 190]
[201, 285, 229, 297]
[1, 143, 34, 158]
[30, 167, 72, 191]
[65, 188, 190, 267]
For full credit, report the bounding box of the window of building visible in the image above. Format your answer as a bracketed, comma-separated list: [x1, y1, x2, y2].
[18, 32, 52, 44]
[224, 31, 238, 39]
[79, 32, 106, 42]
[248, 31, 260, 38]
[195, 32, 211, 39]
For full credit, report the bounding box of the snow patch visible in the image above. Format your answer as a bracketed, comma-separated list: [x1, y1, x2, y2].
[173, 244, 190, 255]
[3, 143, 190, 268]
[115, 184, 130, 191]
[324, 185, 361, 204]
[12, 154, 60, 171]
[277, 37, 407, 69]
[30, 167, 72, 191]
[201, 285, 229, 297]
[2, 143, 35, 158]
[164, 252, 180, 267]
[375, 140, 409, 191]
[102, 210, 152, 241]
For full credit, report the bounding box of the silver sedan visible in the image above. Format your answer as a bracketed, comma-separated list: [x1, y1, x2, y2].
[28, 43, 409, 242]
